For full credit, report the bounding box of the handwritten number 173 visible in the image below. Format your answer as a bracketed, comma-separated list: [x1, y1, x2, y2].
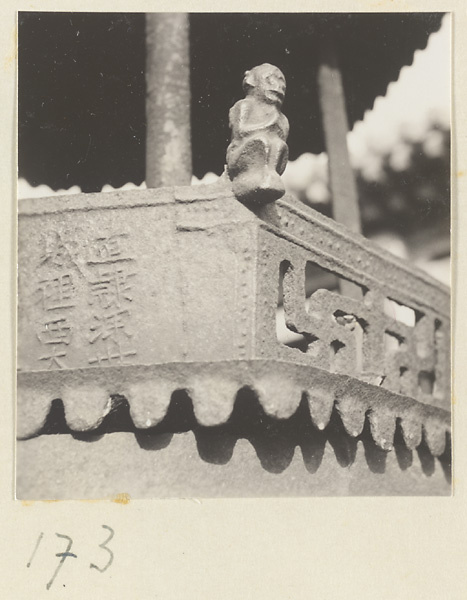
[27, 525, 114, 590]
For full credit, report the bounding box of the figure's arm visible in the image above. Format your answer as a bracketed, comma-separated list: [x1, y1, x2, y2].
[231, 100, 282, 137]
[230, 101, 255, 136]
[228, 102, 242, 130]
[279, 114, 290, 140]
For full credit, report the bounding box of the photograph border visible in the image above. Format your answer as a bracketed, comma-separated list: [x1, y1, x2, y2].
[1, 1, 466, 598]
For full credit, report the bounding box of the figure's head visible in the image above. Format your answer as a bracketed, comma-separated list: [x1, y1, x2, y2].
[242, 64, 286, 105]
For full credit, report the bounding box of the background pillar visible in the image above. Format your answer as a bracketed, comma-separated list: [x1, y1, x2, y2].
[317, 36, 361, 234]
[145, 13, 192, 188]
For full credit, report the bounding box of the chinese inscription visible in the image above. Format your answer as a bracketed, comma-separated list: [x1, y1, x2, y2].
[35, 233, 77, 370]
[86, 234, 137, 366]
[34, 231, 138, 369]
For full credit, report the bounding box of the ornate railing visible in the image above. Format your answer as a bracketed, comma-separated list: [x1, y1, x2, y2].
[17, 182, 451, 457]
[256, 195, 450, 407]
[17, 63, 451, 474]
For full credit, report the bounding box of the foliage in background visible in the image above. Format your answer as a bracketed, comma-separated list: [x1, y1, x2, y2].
[285, 119, 450, 255]
[358, 121, 450, 241]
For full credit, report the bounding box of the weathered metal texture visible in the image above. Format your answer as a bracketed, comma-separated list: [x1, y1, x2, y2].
[145, 13, 192, 188]
[17, 182, 451, 492]
[18, 182, 255, 372]
[226, 64, 289, 205]
[255, 196, 450, 410]
[317, 37, 361, 234]
[17, 361, 450, 458]
[16, 430, 451, 500]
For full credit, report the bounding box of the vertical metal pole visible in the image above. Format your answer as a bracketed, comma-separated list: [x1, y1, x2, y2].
[317, 36, 362, 299]
[145, 13, 192, 188]
[317, 37, 361, 234]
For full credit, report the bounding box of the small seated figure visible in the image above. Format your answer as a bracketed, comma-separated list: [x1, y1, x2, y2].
[226, 63, 290, 204]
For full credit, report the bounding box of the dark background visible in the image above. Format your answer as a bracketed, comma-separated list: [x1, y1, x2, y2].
[18, 12, 443, 192]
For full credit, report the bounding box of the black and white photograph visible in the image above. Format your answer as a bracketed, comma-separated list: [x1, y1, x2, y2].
[16, 12, 451, 499]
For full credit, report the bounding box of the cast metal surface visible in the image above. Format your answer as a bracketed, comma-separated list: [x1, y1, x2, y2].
[18, 361, 450, 457]
[17, 431, 450, 500]
[226, 64, 289, 205]
[17, 183, 450, 483]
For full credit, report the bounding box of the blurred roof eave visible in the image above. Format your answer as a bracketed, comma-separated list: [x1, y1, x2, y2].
[18, 11, 444, 192]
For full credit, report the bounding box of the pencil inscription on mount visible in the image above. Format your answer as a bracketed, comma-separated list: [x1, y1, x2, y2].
[226, 63, 289, 204]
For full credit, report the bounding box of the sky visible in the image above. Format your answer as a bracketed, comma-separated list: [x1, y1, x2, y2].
[282, 13, 451, 201]
[348, 13, 450, 177]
